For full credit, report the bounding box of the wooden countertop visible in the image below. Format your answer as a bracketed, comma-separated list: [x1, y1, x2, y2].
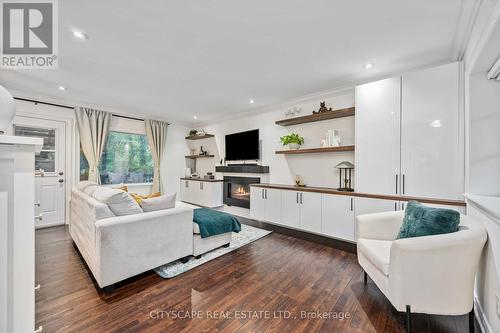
[180, 177, 223, 182]
[251, 183, 466, 207]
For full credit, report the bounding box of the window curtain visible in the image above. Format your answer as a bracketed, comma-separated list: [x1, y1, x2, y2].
[145, 119, 168, 193]
[75, 107, 111, 184]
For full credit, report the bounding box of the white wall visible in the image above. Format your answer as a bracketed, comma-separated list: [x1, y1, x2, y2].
[192, 91, 355, 188]
[162, 123, 190, 195]
[469, 72, 500, 195]
[468, 71, 500, 333]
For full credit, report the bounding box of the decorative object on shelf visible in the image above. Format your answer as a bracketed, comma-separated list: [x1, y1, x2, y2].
[190, 148, 197, 156]
[285, 106, 301, 117]
[312, 101, 333, 114]
[280, 133, 305, 150]
[335, 161, 354, 192]
[197, 129, 206, 136]
[199, 146, 208, 156]
[185, 168, 192, 178]
[294, 175, 306, 187]
[189, 129, 198, 136]
[325, 129, 341, 147]
[204, 172, 215, 180]
[190, 172, 200, 179]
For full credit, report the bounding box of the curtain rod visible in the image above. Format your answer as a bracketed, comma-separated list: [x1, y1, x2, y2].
[14, 96, 169, 125]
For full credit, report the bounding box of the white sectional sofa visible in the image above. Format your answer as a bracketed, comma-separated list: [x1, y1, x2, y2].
[70, 186, 232, 291]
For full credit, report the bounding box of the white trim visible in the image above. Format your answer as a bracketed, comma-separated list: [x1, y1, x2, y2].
[464, 0, 500, 73]
[475, 296, 493, 333]
[451, 0, 483, 61]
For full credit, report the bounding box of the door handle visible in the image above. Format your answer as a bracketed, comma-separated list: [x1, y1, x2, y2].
[58, 179, 64, 183]
[262, 189, 264, 199]
[34, 215, 42, 221]
[350, 197, 353, 211]
[394, 202, 397, 211]
[58, 171, 64, 176]
[402, 174, 405, 194]
[185, 181, 188, 188]
[300, 192, 303, 204]
[395, 174, 398, 194]
[265, 189, 267, 199]
[34, 201, 40, 207]
[296, 192, 299, 204]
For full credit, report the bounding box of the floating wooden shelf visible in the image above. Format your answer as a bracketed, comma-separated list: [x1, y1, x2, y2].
[185, 134, 215, 140]
[275, 145, 355, 155]
[185, 155, 215, 159]
[275, 107, 355, 126]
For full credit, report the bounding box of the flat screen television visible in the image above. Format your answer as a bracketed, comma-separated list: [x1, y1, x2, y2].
[225, 129, 259, 161]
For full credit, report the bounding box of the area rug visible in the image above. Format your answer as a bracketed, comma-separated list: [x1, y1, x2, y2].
[154, 224, 272, 278]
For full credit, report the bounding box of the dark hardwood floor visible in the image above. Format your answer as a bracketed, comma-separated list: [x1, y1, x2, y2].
[36, 225, 476, 333]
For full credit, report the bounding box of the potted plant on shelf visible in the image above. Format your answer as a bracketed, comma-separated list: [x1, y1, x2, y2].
[280, 133, 304, 150]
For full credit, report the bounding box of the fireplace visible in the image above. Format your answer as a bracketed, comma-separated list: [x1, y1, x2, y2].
[223, 176, 260, 208]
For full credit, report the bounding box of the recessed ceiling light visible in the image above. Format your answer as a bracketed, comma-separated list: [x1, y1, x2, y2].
[73, 30, 89, 39]
[363, 63, 374, 69]
[58, 86, 65, 91]
[193, 115, 198, 120]
[249, 99, 255, 104]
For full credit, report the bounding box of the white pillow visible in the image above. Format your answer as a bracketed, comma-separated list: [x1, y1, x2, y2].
[76, 180, 97, 192]
[92, 187, 143, 216]
[83, 185, 100, 197]
[141, 193, 176, 212]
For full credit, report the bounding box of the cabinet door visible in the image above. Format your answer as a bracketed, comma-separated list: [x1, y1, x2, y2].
[181, 179, 192, 202]
[401, 62, 463, 199]
[264, 189, 282, 224]
[299, 192, 322, 233]
[354, 197, 399, 216]
[281, 191, 300, 228]
[355, 77, 401, 195]
[321, 195, 355, 241]
[250, 187, 265, 220]
[198, 181, 209, 207]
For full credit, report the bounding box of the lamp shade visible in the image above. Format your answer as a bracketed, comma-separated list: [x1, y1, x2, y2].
[0, 85, 15, 135]
[335, 161, 354, 169]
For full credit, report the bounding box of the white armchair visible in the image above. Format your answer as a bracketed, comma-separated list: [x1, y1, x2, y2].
[356, 211, 487, 333]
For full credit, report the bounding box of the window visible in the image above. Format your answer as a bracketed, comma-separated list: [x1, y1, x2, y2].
[15, 126, 56, 172]
[80, 131, 154, 184]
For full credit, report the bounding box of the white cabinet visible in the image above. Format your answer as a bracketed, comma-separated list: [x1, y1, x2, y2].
[264, 188, 282, 224]
[250, 187, 281, 224]
[321, 195, 355, 241]
[356, 62, 463, 201]
[401, 62, 463, 199]
[281, 190, 300, 228]
[355, 77, 401, 195]
[354, 197, 400, 216]
[299, 192, 322, 233]
[250, 187, 266, 220]
[180, 179, 223, 208]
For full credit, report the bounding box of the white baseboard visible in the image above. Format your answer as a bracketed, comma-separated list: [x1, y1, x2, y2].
[475, 297, 493, 333]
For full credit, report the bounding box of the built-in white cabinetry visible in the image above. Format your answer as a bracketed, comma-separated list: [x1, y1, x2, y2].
[400, 62, 463, 199]
[354, 197, 401, 216]
[355, 77, 401, 195]
[280, 190, 300, 228]
[250, 187, 282, 224]
[299, 192, 322, 233]
[356, 62, 463, 209]
[180, 179, 223, 208]
[321, 194, 355, 241]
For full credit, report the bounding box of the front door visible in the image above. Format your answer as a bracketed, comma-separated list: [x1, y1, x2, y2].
[14, 117, 66, 228]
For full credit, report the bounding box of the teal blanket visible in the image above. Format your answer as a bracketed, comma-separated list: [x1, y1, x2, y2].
[193, 208, 241, 238]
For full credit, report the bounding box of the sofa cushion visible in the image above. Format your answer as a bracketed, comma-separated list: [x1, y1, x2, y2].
[77, 180, 97, 192]
[397, 201, 460, 239]
[357, 239, 392, 276]
[83, 184, 100, 197]
[92, 187, 143, 216]
[130, 192, 161, 205]
[141, 194, 176, 212]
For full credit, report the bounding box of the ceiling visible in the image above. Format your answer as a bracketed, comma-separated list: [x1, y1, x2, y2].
[0, 0, 468, 124]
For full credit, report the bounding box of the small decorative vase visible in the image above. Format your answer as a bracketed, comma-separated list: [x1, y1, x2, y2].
[289, 143, 300, 150]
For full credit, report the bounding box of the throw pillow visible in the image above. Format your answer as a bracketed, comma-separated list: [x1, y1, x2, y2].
[83, 184, 100, 196]
[141, 193, 176, 212]
[130, 192, 161, 205]
[114, 184, 128, 192]
[76, 180, 97, 192]
[396, 201, 460, 239]
[92, 187, 143, 216]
